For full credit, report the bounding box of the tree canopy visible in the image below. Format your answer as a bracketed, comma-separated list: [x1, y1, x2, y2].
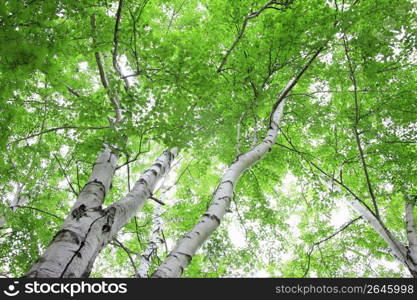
[0, 0, 416, 278]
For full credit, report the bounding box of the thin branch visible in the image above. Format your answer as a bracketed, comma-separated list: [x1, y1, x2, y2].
[289, 89, 370, 98]
[276, 128, 413, 272]
[15, 205, 63, 220]
[160, 228, 169, 253]
[65, 85, 81, 97]
[90, 14, 122, 122]
[53, 154, 78, 197]
[8, 125, 109, 145]
[149, 196, 165, 206]
[405, 196, 417, 262]
[126, 155, 131, 192]
[217, 0, 293, 72]
[113, 0, 123, 61]
[343, 35, 380, 220]
[166, 0, 187, 34]
[277, 127, 376, 215]
[162, 163, 191, 193]
[134, 217, 144, 248]
[116, 150, 149, 170]
[76, 163, 81, 193]
[232, 195, 250, 241]
[90, 15, 110, 89]
[113, 238, 138, 274]
[112, 0, 131, 89]
[302, 217, 361, 277]
[269, 47, 325, 123]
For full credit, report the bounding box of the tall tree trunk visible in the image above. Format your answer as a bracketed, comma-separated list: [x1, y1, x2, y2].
[25, 148, 177, 278]
[152, 49, 323, 278]
[347, 198, 417, 277]
[24, 6, 133, 278]
[405, 197, 417, 277]
[136, 204, 164, 278]
[24, 147, 118, 277]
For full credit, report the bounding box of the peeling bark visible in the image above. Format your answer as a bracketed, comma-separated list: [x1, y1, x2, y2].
[152, 49, 323, 278]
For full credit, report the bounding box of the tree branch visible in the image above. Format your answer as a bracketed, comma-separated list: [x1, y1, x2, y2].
[277, 127, 376, 216]
[90, 14, 123, 122]
[8, 125, 109, 145]
[277, 128, 414, 275]
[112, 0, 131, 89]
[113, 238, 138, 274]
[302, 217, 361, 277]
[217, 0, 293, 72]
[15, 205, 63, 220]
[53, 154, 78, 197]
[343, 35, 380, 220]
[149, 196, 165, 206]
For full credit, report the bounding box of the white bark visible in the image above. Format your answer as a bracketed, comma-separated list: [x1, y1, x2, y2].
[24, 147, 118, 278]
[136, 204, 164, 278]
[152, 104, 285, 278]
[405, 198, 417, 275]
[152, 49, 323, 278]
[10, 183, 27, 211]
[25, 12, 132, 276]
[109, 148, 177, 235]
[347, 198, 417, 277]
[26, 148, 177, 278]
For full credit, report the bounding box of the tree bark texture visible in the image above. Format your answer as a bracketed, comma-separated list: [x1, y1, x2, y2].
[25, 148, 177, 278]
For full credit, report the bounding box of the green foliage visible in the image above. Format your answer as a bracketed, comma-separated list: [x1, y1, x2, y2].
[0, 0, 416, 278]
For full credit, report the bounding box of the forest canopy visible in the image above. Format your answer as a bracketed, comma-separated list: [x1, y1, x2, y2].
[0, 0, 416, 278]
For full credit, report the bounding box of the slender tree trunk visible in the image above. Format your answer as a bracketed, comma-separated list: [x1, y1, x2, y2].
[25, 148, 177, 278]
[347, 198, 417, 277]
[136, 204, 164, 278]
[405, 197, 417, 276]
[24, 147, 118, 277]
[11, 182, 26, 211]
[152, 49, 323, 278]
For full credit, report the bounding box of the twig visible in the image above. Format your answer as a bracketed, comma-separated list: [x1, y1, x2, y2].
[217, 0, 293, 72]
[149, 196, 165, 206]
[277, 127, 377, 216]
[8, 125, 109, 145]
[15, 205, 63, 220]
[66, 85, 81, 97]
[113, 238, 138, 274]
[302, 217, 361, 277]
[90, 14, 122, 122]
[53, 154, 78, 197]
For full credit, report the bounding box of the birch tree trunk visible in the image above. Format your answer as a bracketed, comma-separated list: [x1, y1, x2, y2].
[136, 204, 164, 278]
[347, 198, 417, 277]
[24, 8, 136, 277]
[25, 148, 177, 277]
[405, 197, 417, 276]
[152, 49, 323, 278]
[11, 182, 26, 211]
[24, 147, 118, 277]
